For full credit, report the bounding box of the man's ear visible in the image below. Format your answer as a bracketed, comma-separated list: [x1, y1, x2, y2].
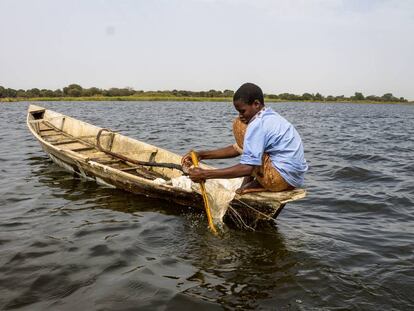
[253, 99, 261, 108]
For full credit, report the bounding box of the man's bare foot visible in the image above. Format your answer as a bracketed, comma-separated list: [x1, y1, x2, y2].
[236, 179, 268, 195]
[240, 176, 254, 188]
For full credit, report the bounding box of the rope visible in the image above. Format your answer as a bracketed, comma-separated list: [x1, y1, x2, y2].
[227, 206, 256, 231]
[233, 198, 276, 221]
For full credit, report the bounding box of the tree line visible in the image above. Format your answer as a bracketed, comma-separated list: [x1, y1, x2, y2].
[0, 84, 408, 103]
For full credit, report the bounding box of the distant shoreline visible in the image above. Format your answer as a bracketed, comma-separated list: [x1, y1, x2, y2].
[1, 84, 410, 104]
[1, 96, 413, 105]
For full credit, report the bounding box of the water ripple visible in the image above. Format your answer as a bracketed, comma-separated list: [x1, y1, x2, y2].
[0, 101, 413, 310]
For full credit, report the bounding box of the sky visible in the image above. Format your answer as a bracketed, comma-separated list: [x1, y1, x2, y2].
[1, 0, 413, 99]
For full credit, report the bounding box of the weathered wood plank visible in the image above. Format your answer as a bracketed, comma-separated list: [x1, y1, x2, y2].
[70, 146, 96, 152]
[41, 133, 63, 137]
[53, 140, 79, 145]
[119, 166, 141, 171]
[90, 158, 121, 164]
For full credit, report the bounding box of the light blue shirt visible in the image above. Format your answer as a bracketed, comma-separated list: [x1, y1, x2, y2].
[240, 107, 308, 188]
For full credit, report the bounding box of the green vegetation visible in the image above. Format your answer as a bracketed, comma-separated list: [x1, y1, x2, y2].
[0, 84, 410, 104]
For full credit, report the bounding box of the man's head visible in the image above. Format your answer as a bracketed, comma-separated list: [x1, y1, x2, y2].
[233, 83, 265, 124]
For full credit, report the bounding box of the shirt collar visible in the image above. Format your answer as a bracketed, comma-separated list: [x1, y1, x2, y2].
[248, 106, 268, 124]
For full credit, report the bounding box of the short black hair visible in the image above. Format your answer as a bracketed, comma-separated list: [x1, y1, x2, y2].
[233, 82, 264, 105]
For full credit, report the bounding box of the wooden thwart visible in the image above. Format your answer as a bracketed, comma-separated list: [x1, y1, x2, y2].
[42, 133, 63, 137]
[89, 158, 121, 164]
[52, 140, 79, 145]
[70, 146, 96, 152]
[119, 166, 141, 171]
[42, 121, 96, 149]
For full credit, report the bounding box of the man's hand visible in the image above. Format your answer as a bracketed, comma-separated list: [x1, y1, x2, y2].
[188, 167, 207, 183]
[182, 150, 205, 174]
[181, 151, 194, 169]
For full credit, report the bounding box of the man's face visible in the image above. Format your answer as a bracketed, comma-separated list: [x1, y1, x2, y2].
[233, 99, 262, 124]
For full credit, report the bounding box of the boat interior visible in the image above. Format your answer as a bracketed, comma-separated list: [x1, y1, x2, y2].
[27, 105, 185, 182]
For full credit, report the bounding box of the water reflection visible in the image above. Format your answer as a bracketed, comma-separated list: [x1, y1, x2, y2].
[177, 230, 297, 308]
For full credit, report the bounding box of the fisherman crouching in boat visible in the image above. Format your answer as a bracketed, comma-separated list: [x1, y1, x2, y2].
[181, 82, 308, 194]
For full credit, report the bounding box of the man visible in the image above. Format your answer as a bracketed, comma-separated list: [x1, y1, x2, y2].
[182, 82, 307, 194]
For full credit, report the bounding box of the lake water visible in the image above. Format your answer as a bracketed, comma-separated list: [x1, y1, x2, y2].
[0, 101, 413, 310]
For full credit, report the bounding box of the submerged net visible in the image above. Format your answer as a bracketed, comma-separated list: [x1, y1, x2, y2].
[170, 176, 243, 225]
[205, 178, 243, 224]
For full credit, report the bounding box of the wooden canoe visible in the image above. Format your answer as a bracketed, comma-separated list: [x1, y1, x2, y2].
[27, 104, 306, 229]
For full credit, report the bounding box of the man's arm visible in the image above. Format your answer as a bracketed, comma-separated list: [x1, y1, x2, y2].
[188, 163, 254, 183]
[181, 145, 239, 168]
[197, 145, 240, 160]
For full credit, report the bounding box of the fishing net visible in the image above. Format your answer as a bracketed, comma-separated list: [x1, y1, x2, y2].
[205, 178, 243, 224]
[170, 176, 243, 225]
